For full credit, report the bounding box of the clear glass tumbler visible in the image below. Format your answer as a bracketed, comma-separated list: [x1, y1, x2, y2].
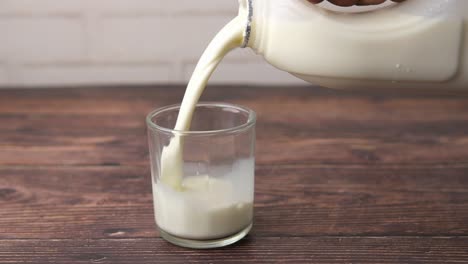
[146, 102, 256, 249]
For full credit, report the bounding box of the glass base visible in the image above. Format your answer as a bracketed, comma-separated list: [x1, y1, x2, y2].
[159, 223, 252, 249]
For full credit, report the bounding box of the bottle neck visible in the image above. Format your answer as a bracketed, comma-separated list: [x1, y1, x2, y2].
[239, 0, 268, 55]
[238, 0, 253, 48]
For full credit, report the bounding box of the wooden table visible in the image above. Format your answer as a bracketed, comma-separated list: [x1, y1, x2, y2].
[1, 86, 468, 263]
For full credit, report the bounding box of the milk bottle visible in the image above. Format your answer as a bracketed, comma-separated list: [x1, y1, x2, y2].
[242, 0, 468, 90]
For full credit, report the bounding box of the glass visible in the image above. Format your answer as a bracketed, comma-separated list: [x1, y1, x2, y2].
[146, 102, 256, 249]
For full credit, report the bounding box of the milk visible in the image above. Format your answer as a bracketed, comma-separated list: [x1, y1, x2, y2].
[160, 17, 244, 190]
[154, 159, 254, 240]
[155, 14, 251, 239]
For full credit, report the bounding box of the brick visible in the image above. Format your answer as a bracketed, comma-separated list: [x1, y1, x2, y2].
[164, 0, 237, 15]
[0, 65, 7, 85]
[0, 18, 83, 62]
[15, 64, 172, 86]
[90, 15, 234, 63]
[0, 0, 82, 15]
[0, 43, 6, 61]
[90, 16, 171, 62]
[86, 0, 236, 15]
[85, 0, 163, 15]
[170, 16, 239, 60]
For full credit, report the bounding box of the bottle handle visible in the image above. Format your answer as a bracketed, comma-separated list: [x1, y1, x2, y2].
[308, 0, 456, 35]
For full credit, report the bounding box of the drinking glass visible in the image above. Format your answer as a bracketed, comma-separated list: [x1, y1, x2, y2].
[146, 102, 256, 249]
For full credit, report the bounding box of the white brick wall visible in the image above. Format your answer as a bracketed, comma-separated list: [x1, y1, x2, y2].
[0, 0, 304, 87]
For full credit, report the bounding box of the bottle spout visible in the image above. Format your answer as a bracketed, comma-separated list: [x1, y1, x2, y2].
[238, 0, 253, 48]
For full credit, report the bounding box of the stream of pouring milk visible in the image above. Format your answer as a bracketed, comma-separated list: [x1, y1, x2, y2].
[160, 17, 244, 189]
[161, 18, 243, 189]
[154, 16, 254, 239]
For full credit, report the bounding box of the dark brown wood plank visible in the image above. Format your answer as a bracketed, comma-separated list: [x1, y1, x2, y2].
[1, 86, 468, 262]
[1, 131, 467, 166]
[1, 237, 467, 264]
[1, 86, 468, 119]
[1, 86, 468, 166]
[2, 129, 468, 166]
[0, 85, 467, 111]
[1, 165, 467, 239]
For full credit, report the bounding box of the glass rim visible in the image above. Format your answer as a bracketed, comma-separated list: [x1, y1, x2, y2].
[146, 102, 256, 136]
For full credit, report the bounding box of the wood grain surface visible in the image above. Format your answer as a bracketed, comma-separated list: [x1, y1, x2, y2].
[0, 85, 467, 263]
